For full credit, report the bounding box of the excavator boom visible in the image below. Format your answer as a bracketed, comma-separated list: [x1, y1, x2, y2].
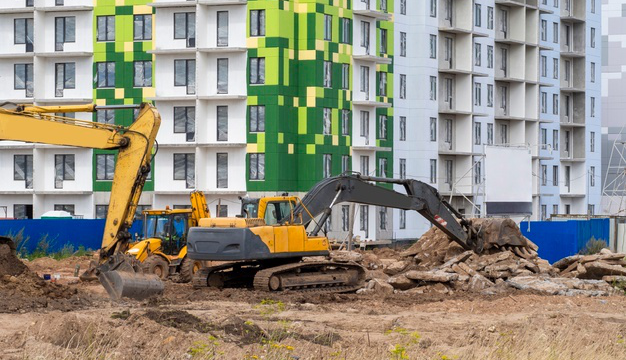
[0, 103, 163, 299]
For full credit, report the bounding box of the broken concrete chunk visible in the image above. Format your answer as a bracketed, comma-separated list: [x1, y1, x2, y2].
[439, 250, 474, 269]
[387, 274, 417, 290]
[405, 270, 459, 283]
[580, 261, 626, 279]
[552, 255, 583, 270]
[475, 252, 513, 271]
[457, 262, 478, 276]
[330, 251, 363, 263]
[366, 279, 394, 295]
[602, 275, 626, 283]
[468, 274, 495, 292]
[383, 261, 409, 276]
[506, 276, 569, 295]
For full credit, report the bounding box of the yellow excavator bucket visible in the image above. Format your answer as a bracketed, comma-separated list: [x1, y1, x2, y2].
[99, 270, 164, 300]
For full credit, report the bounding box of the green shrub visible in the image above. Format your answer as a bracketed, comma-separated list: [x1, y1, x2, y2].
[579, 237, 608, 255]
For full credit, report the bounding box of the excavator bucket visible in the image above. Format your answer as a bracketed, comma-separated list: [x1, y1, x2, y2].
[81, 253, 165, 300]
[471, 218, 539, 258]
[99, 270, 164, 300]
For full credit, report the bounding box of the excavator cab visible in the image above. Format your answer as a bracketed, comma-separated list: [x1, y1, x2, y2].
[143, 211, 190, 255]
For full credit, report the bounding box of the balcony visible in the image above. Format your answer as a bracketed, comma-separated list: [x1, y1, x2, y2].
[353, 0, 392, 21]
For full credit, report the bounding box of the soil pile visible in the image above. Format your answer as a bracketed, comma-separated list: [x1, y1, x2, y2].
[0, 243, 92, 312]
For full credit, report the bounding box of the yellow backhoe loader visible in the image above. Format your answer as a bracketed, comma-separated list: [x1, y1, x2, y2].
[188, 174, 536, 293]
[0, 102, 163, 300]
[125, 191, 209, 282]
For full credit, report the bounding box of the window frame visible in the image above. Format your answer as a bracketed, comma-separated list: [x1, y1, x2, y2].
[174, 59, 196, 94]
[95, 153, 115, 181]
[216, 11, 229, 47]
[133, 60, 152, 88]
[173, 153, 195, 188]
[54, 16, 75, 51]
[133, 14, 152, 41]
[249, 57, 265, 85]
[96, 15, 115, 42]
[249, 105, 265, 133]
[96, 61, 116, 88]
[249, 153, 265, 181]
[55, 62, 75, 97]
[250, 10, 266, 37]
[173, 106, 195, 142]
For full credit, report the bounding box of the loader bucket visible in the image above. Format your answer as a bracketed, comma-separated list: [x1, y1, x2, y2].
[99, 270, 164, 300]
[471, 218, 539, 258]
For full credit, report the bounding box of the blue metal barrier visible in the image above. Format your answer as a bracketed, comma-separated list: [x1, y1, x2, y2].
[521, 218, 610, 264]
[0, 219, 144, 254]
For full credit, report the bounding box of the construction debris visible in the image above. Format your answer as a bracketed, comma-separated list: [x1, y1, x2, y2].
[356, 225, 626, 297]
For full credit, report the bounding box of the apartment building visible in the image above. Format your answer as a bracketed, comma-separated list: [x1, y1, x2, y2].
[0, 0, 601, 242]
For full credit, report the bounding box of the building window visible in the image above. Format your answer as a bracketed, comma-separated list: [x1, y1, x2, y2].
[54, 205, 75, 215]
[474, 4, 481, 27]
[342, 64, 349, 89]
[217, 58, 228, 93]
[378, 72, 387, 96]
[474, 82, 481, 106]
[341, 155, 350, 174]
[360, 111, 369, 139]
[53, 62, 74, 97]
[14, 18, 34, 52]
[500, 124, 508, 144]
[400, 116, 407, 141]
[591, 0, 596, 13]
[14, 154, 33, 189]
[400, 32, 406, 57]
[553, 22, 558, 43]
[174, 12, 196, 47]
[249, 105, 265, 133]
[590, 131, 595, 152]
[26, 0, 34, 7]
[341, 205, 350, 231]
[474, 121, 481, 145]
[487, 84, 493, 107]
[541, 56, 547, 77]
[97, 15, 115, 42]
[445, 160, 453, 189]
[553, 58, 559, 79]
[249, 153, 265, 180]
[174, 59, 196, 94]
[430, 159, 437, 184]
[13, 64, 35, 98]
[360, 155, 369, 175]
[487, 45, 493, 69]
[323, 154, 332, 178]
[173, 153, 195, 188]
[323, 108, 332, 135]
[379, 207, 387, 230]
[378, 115, 387, 140]
[250, 57, 265, 85]
[590, 166, 595, 187]
[430, 117, 437, 141]
[430, 0, 437, 17]
[591, 62, 596, 83]
[380, 0, 387, 12]
[361, 21, 370, 53]
[399, 74, 406, 99]
[590, 97, 595, 117]
[590, 27, 596, 48]
[540, 20, 547, 41]
[430, 76, 437, 100]
[553, 130, 559, 150]
[487, 7, 494, 29]
[341, 18, 351, 44]
[96, 154, 115, 181]
[379, 29, 387, 54]
[324, 14, 332, 41]
[54, 154, 75, 189]
[55, 16, 75, 51]
[474, 43, 481, 66]
[96, 62, 115, 88]
[553, 166, 559, 186]
[323, 61, 332, 88]
[217, 153, 228, 188]
[541, 205, 547, 221]
[174, 106, 195, 142]
[250, 10, 265, 36]
[378, 158, 387, 177]
[552, 94, 559, 115]
[541, 128, 547, 147]
[541, 165, 547, 186]
[341, 110, 350, 136]
[96, 109, 115, 125]
[399, 158, 406, 179]
[214, 205, 228, 217]
[133, 61, 152, 88]
[474, 160, 482, 185]
[217, 106, 228, 141]
[360, 66, 370, 97]
[94, 205, 108, 219]
[541, 92, 547, 113]
[360, 205, 369, 237]
[553, 204, 559, 216]
[487, 123, 494, 145]
[134, 14, 152, 41]
[429, 34, 437, 59]
[216, 11, 228, 46]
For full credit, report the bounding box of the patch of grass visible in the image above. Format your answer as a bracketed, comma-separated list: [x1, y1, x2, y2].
[579, 237, 608, 255]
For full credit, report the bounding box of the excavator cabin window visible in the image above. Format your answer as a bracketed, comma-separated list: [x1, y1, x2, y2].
[264, 201, 294, 225]
[144, 213, 189, 255]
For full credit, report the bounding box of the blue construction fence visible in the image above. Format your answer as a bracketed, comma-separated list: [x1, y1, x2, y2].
[0, 219, 144, 255]
[521, 218, 610, 264]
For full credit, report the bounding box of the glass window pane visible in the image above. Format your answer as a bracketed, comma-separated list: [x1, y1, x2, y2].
[145, 16, 152, 40]
[174, 13, 186, 39]
[134, 61, 143, 87]
[65, 17, 75, 42]
[174, 60, 186, 86]
[96, 154, 105, 180]
[217, 12, 228, 46]
[187, 60, 196, 94]
[65, 155, 75, 180]
[15, 19, 25, 44]
[217, 58, 228, 93]
[258, 154, 265, 180]
[15, 64, 25, 89]
[259, 10, 265, 36]
[107, 16, 115, 41]
[188, 13, 196, 39]
[107, 62, 115, 87]
[217, 153, 228, 188]
[65, 63, 75, 88]
[173, 154, 185, 180]
[217, 106, 228, 141]
[174, 107, 186, 133]
[259, 58, 265, 83]
[250, 11, 258, 37]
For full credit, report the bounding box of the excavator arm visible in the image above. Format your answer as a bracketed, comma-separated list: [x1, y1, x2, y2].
[0, 103, 163, 299]
[288, 174, 530, 254]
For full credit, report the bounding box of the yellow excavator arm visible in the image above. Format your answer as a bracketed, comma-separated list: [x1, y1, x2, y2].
[0, 103, 162, 299]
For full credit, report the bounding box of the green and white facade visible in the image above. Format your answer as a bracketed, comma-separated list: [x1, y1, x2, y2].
[0, 0, 602, 242]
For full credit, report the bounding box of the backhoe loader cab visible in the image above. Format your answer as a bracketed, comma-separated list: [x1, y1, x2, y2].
[240, 196, 299, 225]
[125, 208, 202, 282]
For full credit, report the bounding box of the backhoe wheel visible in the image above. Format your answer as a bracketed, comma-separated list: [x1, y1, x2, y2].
[142, 256, 169, 280]
[178, 257, 203, 283]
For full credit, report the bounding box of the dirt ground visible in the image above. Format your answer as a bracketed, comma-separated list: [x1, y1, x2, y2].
[0, 255, 622, 360]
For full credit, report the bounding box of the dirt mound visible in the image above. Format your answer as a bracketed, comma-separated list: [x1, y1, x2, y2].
[0, 243, 92, 313]
[143, 310, 212, 333]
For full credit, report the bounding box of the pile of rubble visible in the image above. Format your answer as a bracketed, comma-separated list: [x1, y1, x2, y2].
[337, 224, 622, 297]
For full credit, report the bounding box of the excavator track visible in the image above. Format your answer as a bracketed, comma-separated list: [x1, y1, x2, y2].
[192, 261, 260, 289]
[253, 261, 366, 294]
